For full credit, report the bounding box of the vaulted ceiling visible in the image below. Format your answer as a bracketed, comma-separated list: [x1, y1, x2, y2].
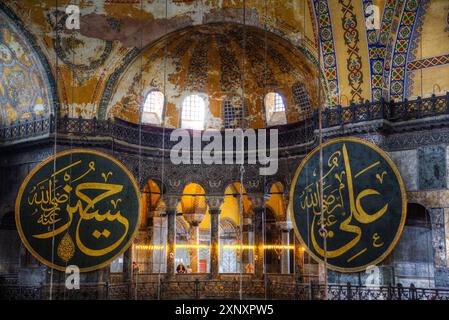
[0, 0, 448, 127]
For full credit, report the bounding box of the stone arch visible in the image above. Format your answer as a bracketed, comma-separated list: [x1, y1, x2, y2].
[390, 202, 435, 287]
[265, 181, 287, 221]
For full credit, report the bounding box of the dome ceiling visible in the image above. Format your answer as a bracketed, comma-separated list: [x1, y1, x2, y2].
[0, 10, 53, 126]
[107, 23, 321, 129]
[1, 0, 448, 128]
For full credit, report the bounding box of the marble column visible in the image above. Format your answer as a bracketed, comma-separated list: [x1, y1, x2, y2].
[123, 247, 132, 282]
[278, 222, 293, 274]
[295, 240, 304, 280]
[430, 208, 447, 267]
[152, 216, 167, 273]
[208, 196, 223, 278]
[145, 210, 156, 273]
[184, 209, 207, 273]
[283, 231, 290, 274]
[188, 224, 200, 273]
[250, 194, 265, 278]
[164, 196, 179, 276]
[242, 216, 253, 270]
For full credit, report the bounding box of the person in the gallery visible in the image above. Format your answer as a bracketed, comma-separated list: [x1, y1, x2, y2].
[176, 261, 187, 274]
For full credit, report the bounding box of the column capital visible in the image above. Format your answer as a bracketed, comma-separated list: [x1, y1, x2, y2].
[161, 195, 180, 212]
[276, 221, 293, 231]
[206, 195, 224, 213]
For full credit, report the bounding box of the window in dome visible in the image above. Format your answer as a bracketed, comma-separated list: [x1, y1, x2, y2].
[264, 92, 287, 126]
[142, 91, 164, 125]
[292, 83, 312, 114]
[223, 96, 243, 129]
[181, 94, 206, 130]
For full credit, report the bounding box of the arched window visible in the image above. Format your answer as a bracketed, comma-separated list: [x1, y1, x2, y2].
[181, 94, 206, 130]
[264, 92, 287, 126]
[223, 96, 243, 129]
[142, 91, 164, 125]
[292, 83, 312, 114]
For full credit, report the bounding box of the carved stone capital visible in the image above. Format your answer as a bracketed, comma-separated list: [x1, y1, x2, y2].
[162, 195, 180, 212]
[206, 195, 224, 212]
[276, 221, 293, 231]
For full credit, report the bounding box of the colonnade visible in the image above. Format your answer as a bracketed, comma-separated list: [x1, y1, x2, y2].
[123, 193, 301, 278]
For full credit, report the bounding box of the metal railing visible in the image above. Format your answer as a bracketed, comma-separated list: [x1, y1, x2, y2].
[2, 281, 449, 300]
[1, 94, 448, 147]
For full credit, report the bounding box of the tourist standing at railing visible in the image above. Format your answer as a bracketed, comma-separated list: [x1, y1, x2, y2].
[176, 262, 187, 274]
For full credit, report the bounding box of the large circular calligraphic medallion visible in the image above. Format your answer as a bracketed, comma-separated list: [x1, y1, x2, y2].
[15, 149, 141, 272]
[289, 137, 406, 272]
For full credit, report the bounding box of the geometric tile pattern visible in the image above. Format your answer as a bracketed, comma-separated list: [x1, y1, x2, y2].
[405, 0, 431, 97]
[406, 54, 449, 71]
[339, 0, 364, 103]
[363, 0, 396, 101]
[313, 0, 340, 106]
[389, 0, 421, 101]
[382, 0, 406, 99]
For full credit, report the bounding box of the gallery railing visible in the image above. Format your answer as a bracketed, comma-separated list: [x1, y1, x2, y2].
[1, 93, 448, 146]
[2, 281, 449, 300]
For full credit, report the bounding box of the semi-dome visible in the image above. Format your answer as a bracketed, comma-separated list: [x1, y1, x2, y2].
[0, 9, 53, 126]
[107, 23, 321, 129]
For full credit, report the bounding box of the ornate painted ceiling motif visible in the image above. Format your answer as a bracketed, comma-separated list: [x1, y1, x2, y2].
[313, 0, 340, 107]
[405, 0, 431, 98]
[229, 30, 277, 88]
[338, 0, 364, 104]
[104, 24, 320, 127]
[363, 0, 396, 101]
[406, 53, 449, 71]
[0, 9, 54, 126]
[186, 35, 210, 92]
[215, 34, 241, 92]
[389, 0, 421, 101]
[382, 0, 405, 99]
[3, 0, 446, 124]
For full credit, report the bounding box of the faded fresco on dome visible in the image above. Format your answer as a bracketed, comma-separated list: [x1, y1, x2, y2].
[0, 11, 51, 126]
[107, 24, 322, 129]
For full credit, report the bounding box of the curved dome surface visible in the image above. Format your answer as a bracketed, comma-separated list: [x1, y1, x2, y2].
[107, 23, 321, 129]
[0, 10, 53, 126]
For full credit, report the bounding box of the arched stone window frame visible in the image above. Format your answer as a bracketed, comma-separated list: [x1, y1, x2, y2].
[180, 93, 208, 130]
[264, 91, 287, 126]
[141, 90, 165, 126]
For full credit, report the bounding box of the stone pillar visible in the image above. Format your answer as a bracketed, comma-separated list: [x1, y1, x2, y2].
[164, 196, 179, 276]
[430, 208, 447, 267]
[184, 208, 207, 273]
[277, 221, 293, 274]
[146, 210, 157, 272]
[152, 215, 167, 273]
[188, 225, 200, 273]
[242, 216, 253, 270]
[249, 194, 265, 278]
[123, 247, 132, 282]
[207, 196, 223, 278]
[295, 239, 304, 280]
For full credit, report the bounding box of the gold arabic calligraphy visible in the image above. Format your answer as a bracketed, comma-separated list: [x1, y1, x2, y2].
[26, 160, 129, 259]
[299, 144, 388, 262]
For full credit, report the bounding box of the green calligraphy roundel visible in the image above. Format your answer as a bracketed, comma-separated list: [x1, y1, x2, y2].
[289, 137, 407, 272]
[15, 149, 141, 272]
